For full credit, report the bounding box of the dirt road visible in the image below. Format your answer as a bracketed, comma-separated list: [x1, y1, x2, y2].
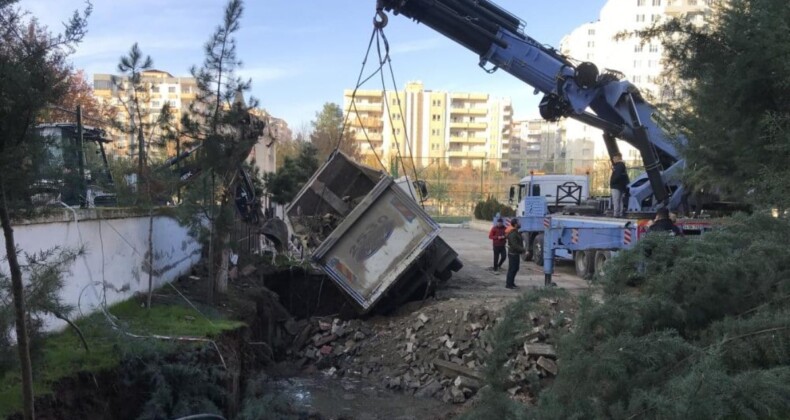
[437, 226, 588, 300]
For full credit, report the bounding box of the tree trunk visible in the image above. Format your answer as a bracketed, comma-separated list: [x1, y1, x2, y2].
[0, 181, 35, 420]
[146, 207, 154, 309]
[215, 231, 231, 295]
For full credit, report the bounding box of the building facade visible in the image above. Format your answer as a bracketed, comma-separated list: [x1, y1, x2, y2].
[343, 81, 512, 171]
[93, 70, 198, 160]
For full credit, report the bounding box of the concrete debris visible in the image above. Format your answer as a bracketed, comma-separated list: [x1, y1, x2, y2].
[276, 301, 572, 406]
[524, 343, 557, 358]
[537, 356, 558, 376]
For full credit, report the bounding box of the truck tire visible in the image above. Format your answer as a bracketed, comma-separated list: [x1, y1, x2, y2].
[574, 250, 594, 279]
[532, 233, 544, 266]
[595, 250, 611, 278]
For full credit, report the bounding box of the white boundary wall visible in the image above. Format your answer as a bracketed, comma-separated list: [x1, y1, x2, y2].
[1, 209, 201, 332]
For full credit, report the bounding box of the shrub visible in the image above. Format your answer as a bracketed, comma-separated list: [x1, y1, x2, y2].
[474, 196, 515, 221]
[469, 213, 790, 419]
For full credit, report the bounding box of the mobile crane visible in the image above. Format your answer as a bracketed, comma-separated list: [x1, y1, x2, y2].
[378, 0, 718, 283]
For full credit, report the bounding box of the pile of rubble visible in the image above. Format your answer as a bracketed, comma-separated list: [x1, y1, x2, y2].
[281, 299, 573, 405]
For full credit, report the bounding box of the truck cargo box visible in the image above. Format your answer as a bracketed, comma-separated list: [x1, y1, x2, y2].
[286, 152, 460, 313]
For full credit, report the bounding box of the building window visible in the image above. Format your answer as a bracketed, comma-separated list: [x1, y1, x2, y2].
[94, 80, 112, 90]
[431, 143, 440, 151]
[393, 114, 401, 120]
[168, 86, 176, 93]
[636, 14, 646, 22]
[587, 41, 595, 47]
[634, 60, 641, 68]
[151, 100, 160, 108]
[688, 0, 697, 4]
[432, 114, 441, 121]
[392, 98, 400, 105]
[635, 44, 644, 53]
[652, 0, 661, 5]
[650, 44, 659, 53]
[633, 75, 642, 83]
[587, 28, 595, 35]
[637, 0, 646, 5]
[431, 129, 440, 136]
[395, 128, 401, 135]
[651, 14, 660, 22]
[432, 99, 442, 106]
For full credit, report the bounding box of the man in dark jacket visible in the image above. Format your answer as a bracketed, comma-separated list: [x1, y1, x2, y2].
[610, 153, 630, 217]
[649, 208, 683, 236]
[505, 218, 525, 289]
[488, 218, 507, 272]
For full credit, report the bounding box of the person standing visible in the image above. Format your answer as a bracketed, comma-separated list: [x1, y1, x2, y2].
[505, 218, 525, 289]
[488, 218, 507, 272]
[610, 153, 630, 217]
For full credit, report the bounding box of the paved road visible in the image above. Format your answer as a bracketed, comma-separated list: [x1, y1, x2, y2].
[437, 226, 588, 298]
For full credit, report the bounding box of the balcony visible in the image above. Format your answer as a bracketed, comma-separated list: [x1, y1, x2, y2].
[346, 102, 382, 112]
[450, 107, 487, 116]
[354, 132, 382, 141]
[450, 136, 486, 144]
[450, 121, 488, 130]
[446, 150, 487, 159]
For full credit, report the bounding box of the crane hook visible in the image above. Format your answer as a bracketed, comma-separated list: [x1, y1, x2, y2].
[374, 0, 388, 28]
[374, 9, 388, 28]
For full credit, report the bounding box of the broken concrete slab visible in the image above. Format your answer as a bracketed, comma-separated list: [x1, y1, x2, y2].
[414, 379, 442, 398]
[524, 343, 557, 358]
[537, 356, 558, 376]
[454, 375, 481, 391]
[432, 358, 485, 382]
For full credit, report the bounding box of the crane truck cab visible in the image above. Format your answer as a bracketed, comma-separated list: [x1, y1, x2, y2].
[508, 174, 590, 216]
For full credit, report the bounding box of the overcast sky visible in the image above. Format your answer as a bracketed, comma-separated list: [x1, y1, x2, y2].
[18, 0, 608, 130]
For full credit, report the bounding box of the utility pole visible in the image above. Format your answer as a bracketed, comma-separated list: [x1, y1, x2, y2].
[76, 105, 86, 207]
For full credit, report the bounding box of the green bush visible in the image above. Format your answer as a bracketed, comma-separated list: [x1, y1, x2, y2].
[468, 213, 790, 419]
[474, 196, 515, 221]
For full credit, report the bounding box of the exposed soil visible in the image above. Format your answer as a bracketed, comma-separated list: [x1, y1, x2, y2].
[11, 229, 583, 420]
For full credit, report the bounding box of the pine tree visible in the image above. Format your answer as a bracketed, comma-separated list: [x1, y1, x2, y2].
[630, 0, 790, 210]
[0, 2, 90, 417]
[179, 0, 264, 301]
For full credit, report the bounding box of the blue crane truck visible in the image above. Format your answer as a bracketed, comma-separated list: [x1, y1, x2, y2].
[379, 0, 730, 284]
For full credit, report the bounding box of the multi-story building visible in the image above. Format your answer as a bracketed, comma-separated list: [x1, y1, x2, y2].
[93, 70, 197, 160]
[343, 81, 512, 170]
[558, 0, 713, 158]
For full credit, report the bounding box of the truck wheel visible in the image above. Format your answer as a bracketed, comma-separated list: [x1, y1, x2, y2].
[595, 250, 611, 278]
[574, 250, 594, 279]
[532, 234, 544, 266]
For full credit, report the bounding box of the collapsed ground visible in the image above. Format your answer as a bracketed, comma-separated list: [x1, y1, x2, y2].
[4, 227, 586, 419]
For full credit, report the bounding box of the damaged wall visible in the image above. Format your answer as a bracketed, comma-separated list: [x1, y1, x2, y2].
[1, 208, 201, 332]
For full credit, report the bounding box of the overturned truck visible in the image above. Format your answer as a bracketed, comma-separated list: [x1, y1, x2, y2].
[286, 152, 463, 314]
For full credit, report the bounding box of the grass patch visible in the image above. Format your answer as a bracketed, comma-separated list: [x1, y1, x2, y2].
[0, 296, 243, 418]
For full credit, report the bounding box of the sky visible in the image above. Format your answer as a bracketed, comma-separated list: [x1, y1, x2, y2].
[18, 0, 609, 131]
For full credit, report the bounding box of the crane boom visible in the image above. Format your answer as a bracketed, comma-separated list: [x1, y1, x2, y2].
[380, 0, 687, 211]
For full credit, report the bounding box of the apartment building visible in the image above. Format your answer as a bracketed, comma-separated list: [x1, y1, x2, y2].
[343, 81, 512, 170]
[558, 0, 713, 158]
[93, 70, 197, 159]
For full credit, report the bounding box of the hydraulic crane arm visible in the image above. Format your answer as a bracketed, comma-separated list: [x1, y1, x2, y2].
[379, 0, 687, 210]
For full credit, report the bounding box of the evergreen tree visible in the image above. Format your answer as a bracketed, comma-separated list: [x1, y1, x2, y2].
[179, 0, 264, 301]
[631, 0, 790, 210]
[0, 2, 90, 417]
[262, 142, 319, 204]
[310, 102, 360, 163]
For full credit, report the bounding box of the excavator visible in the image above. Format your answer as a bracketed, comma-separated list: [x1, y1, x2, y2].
[377, 0, 697, 215]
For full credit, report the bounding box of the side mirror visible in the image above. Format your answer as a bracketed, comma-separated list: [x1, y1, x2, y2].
[508, 186, 515, 204]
